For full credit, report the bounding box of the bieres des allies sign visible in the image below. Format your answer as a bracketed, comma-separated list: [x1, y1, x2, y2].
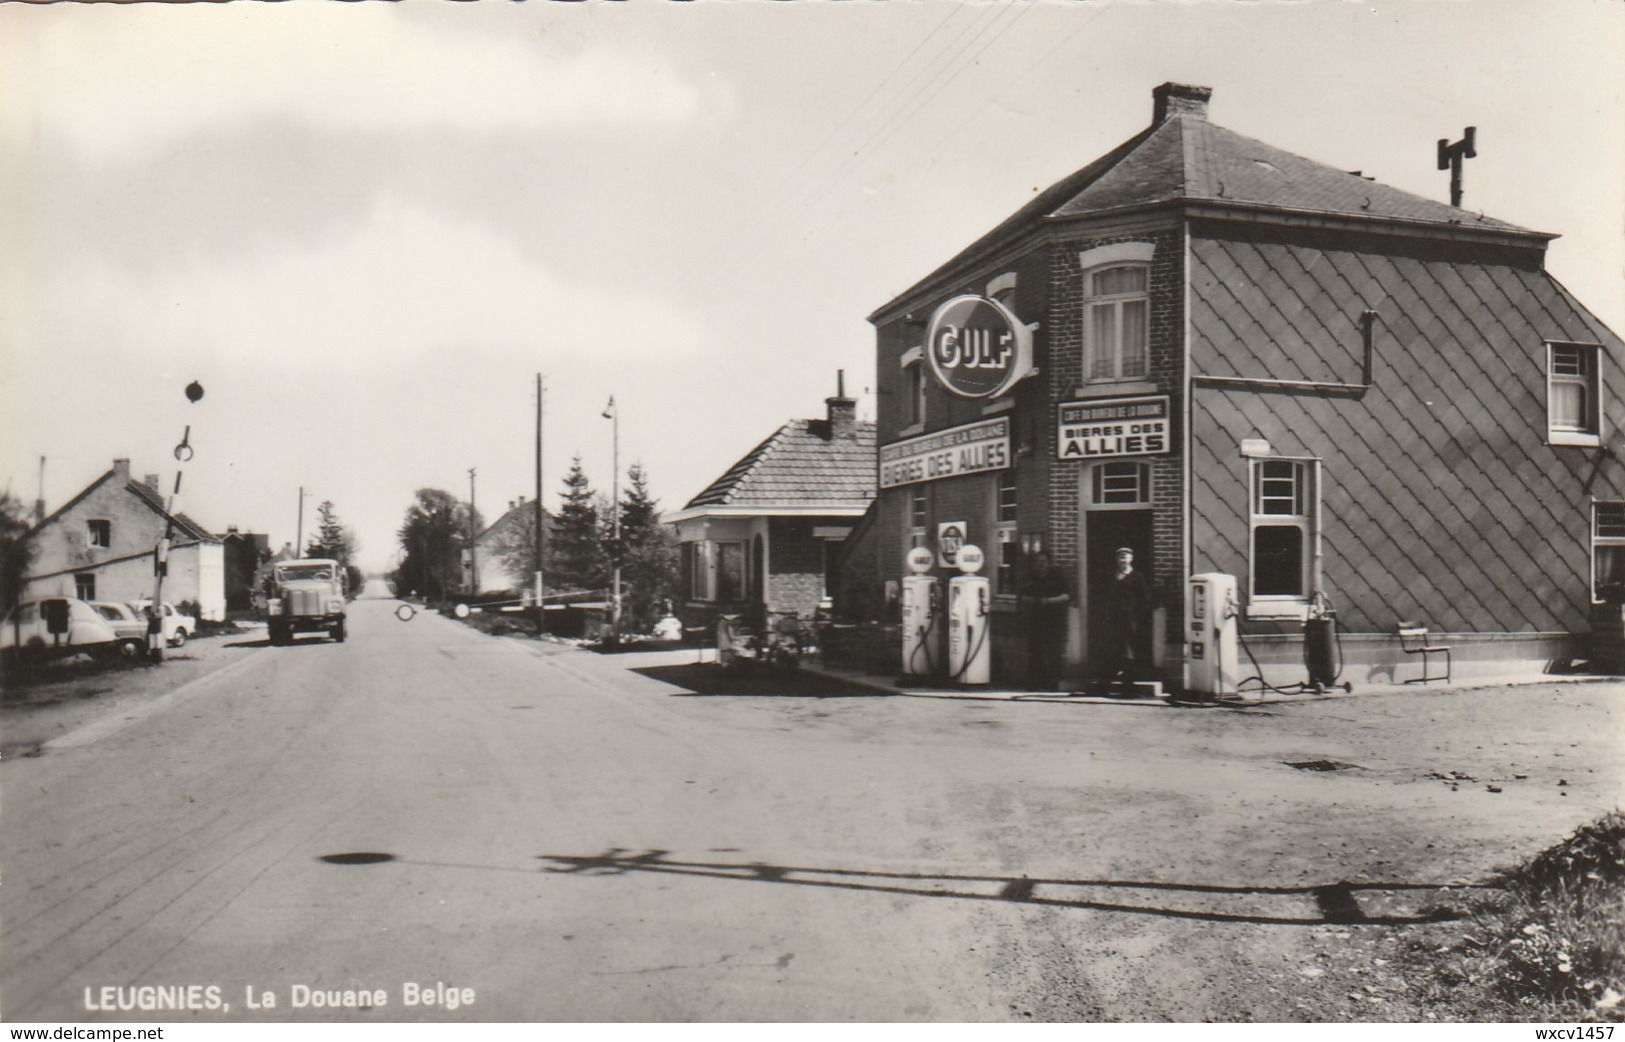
[880, 417, 1010, 489]
[925, 295, 1032, 399]
[1057, 395, 1170, 459]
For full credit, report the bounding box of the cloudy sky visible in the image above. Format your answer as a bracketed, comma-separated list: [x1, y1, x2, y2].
[2, 0, 1620, 573]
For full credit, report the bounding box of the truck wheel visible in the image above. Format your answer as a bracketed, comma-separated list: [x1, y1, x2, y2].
[331, 620, 346, 643]
[269, 624, 286, 646]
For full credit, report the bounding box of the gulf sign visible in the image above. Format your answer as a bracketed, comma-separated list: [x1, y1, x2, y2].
[880, 417, 1011, 489]
[1057, 395, 1170, 459]
[925, 295, 1033, 399]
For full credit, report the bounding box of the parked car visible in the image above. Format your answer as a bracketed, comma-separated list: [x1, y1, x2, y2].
[90, 601, 148, 656]
[126, 601, 196, 648]
[1, 597, 119, 667]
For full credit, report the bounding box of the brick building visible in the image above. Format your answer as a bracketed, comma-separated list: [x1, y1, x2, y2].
[670, 378, 877, 633]
[857, 83, 1625, 688]
[24, 458, 226, 620]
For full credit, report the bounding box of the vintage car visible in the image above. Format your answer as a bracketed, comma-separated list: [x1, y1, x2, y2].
[1, 597, 119, 667]
[91, 601, 148, 655]
[127, 601, 197, 648]
[266, 558, 347, 644]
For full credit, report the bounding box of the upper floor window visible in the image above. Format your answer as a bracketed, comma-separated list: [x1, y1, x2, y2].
[903, 357, 925, 429]
[1548, 342, 1601, 445]
[1087, 265, 1149, 382]
[88, 519, 112, 547]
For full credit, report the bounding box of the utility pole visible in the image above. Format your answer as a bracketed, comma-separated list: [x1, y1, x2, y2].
[295, 487, 305, 559]
[148, 381, 204, 662]
[603, 395, 621, 643]
[535, 374, 545, 622]
[468, 467, 478, 595]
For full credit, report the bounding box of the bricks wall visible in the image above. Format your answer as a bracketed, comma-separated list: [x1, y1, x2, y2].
[766, 517, 828, 618]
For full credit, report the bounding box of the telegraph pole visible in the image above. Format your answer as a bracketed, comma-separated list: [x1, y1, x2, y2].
[295, 487, 305, 559]
[468, 467, 478, 595]
[148, 381, 204, 662]
[535, 374, 545, 622]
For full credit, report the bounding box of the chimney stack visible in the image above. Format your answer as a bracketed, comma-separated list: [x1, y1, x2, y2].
[825, 369, 857, 441]
[1153, 82, 1211, 125]
[113, 458, 131, 484]
[144, 474, 161, 492]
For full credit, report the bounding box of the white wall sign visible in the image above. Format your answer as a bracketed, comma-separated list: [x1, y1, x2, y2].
[880, 417, 1011, 489]
[1057, 395, 1170, 459]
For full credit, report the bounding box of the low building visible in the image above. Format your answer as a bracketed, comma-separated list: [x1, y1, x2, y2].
[473, 496, 546, 595]
[859, 83, 1624, 687]
[24, 458, 226, 620]
[669, 377, 877, 633]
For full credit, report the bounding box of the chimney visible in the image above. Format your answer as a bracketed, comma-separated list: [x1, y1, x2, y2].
[113, 458, 131, 483]
[1153, 82, 1211, 125]
[517, 495, 525, 505]
[825, 369, 857, 441]
[144, 474, 161, 493]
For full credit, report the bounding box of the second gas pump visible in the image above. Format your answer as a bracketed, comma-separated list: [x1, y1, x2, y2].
[947, 544, 992, 685]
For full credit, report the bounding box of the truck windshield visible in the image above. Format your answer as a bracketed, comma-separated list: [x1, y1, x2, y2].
[277, 565, 334, 582]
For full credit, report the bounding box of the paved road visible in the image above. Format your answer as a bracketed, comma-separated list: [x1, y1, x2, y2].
[3, 591, 1620, 1022]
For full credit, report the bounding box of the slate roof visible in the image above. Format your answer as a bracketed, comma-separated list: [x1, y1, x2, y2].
[683, 418, 878, 512]
[34, 467, 219, 544]
[1188, 234, 1625, 635]
[876, 93, 1546, 318]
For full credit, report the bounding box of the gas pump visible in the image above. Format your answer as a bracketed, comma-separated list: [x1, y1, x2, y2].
[900, 546, 941, 679]
[1185, 573, 1240, 699]
[947, 545, 991, 685]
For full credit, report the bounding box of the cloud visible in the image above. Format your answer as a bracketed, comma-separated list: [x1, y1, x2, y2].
[59, 194, 709, 371]
[3, 6, 708, 157]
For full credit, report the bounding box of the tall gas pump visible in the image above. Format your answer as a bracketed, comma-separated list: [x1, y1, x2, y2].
[1185, 572, 1240, 699]
[947, 545, 991, 686]
[900, 546, 941, 679]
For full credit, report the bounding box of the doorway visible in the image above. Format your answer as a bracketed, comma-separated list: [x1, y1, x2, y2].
[1083, 509, 1153, 672]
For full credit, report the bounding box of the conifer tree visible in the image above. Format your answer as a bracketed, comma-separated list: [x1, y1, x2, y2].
[617, 462, 679, 631]
[548, 456, 608, 593]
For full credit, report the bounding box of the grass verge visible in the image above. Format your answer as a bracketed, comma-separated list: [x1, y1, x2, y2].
[1401, 811, 1625, 1021]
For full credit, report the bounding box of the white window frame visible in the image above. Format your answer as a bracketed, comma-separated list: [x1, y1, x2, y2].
[994, 469, 1019, 596]
[714, 540, 747, 603]
[1594, 501, 1625, 604]
[1548, 341, 1603, 447]
[1090, 461, 1152, 509]
[899, 347, 926, 435]
[909, 487, 928, 550]
[1247, 456, 1320, 619]
[1079, 242, 1155, 386]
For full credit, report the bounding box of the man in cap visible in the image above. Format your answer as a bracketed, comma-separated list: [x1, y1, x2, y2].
[1100, 546, 1153, 694]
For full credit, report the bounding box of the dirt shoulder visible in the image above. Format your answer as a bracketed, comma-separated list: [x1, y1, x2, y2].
[0, 623, 270, 758]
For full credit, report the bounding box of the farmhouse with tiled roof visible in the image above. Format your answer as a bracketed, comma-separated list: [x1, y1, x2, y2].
[860, 82, 1625, 689]
[23, 457, 226, 620]
[669, 374, 877, 630]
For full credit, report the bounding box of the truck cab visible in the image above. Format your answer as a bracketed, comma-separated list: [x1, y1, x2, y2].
[266, 559, 348, 645]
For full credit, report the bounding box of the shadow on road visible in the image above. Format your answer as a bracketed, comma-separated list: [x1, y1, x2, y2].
[532, 847, 1485, 927]
[631, 662, 888, 699]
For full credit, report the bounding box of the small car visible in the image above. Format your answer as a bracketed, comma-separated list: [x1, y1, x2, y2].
[1, 597, 119, 667]
[90, 601, 148, 656]
[126, 601, 197, 648]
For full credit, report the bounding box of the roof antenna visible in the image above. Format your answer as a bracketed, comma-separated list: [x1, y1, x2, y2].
[1437, 127, 1476, 208]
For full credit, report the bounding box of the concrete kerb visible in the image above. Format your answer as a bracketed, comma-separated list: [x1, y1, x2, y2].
[798, 660, 1619, 709]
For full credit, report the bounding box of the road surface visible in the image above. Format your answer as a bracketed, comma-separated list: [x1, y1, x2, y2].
[3, 590, 1620, 1022]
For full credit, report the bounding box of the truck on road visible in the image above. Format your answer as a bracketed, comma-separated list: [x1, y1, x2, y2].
[266, 559, 348, 645]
